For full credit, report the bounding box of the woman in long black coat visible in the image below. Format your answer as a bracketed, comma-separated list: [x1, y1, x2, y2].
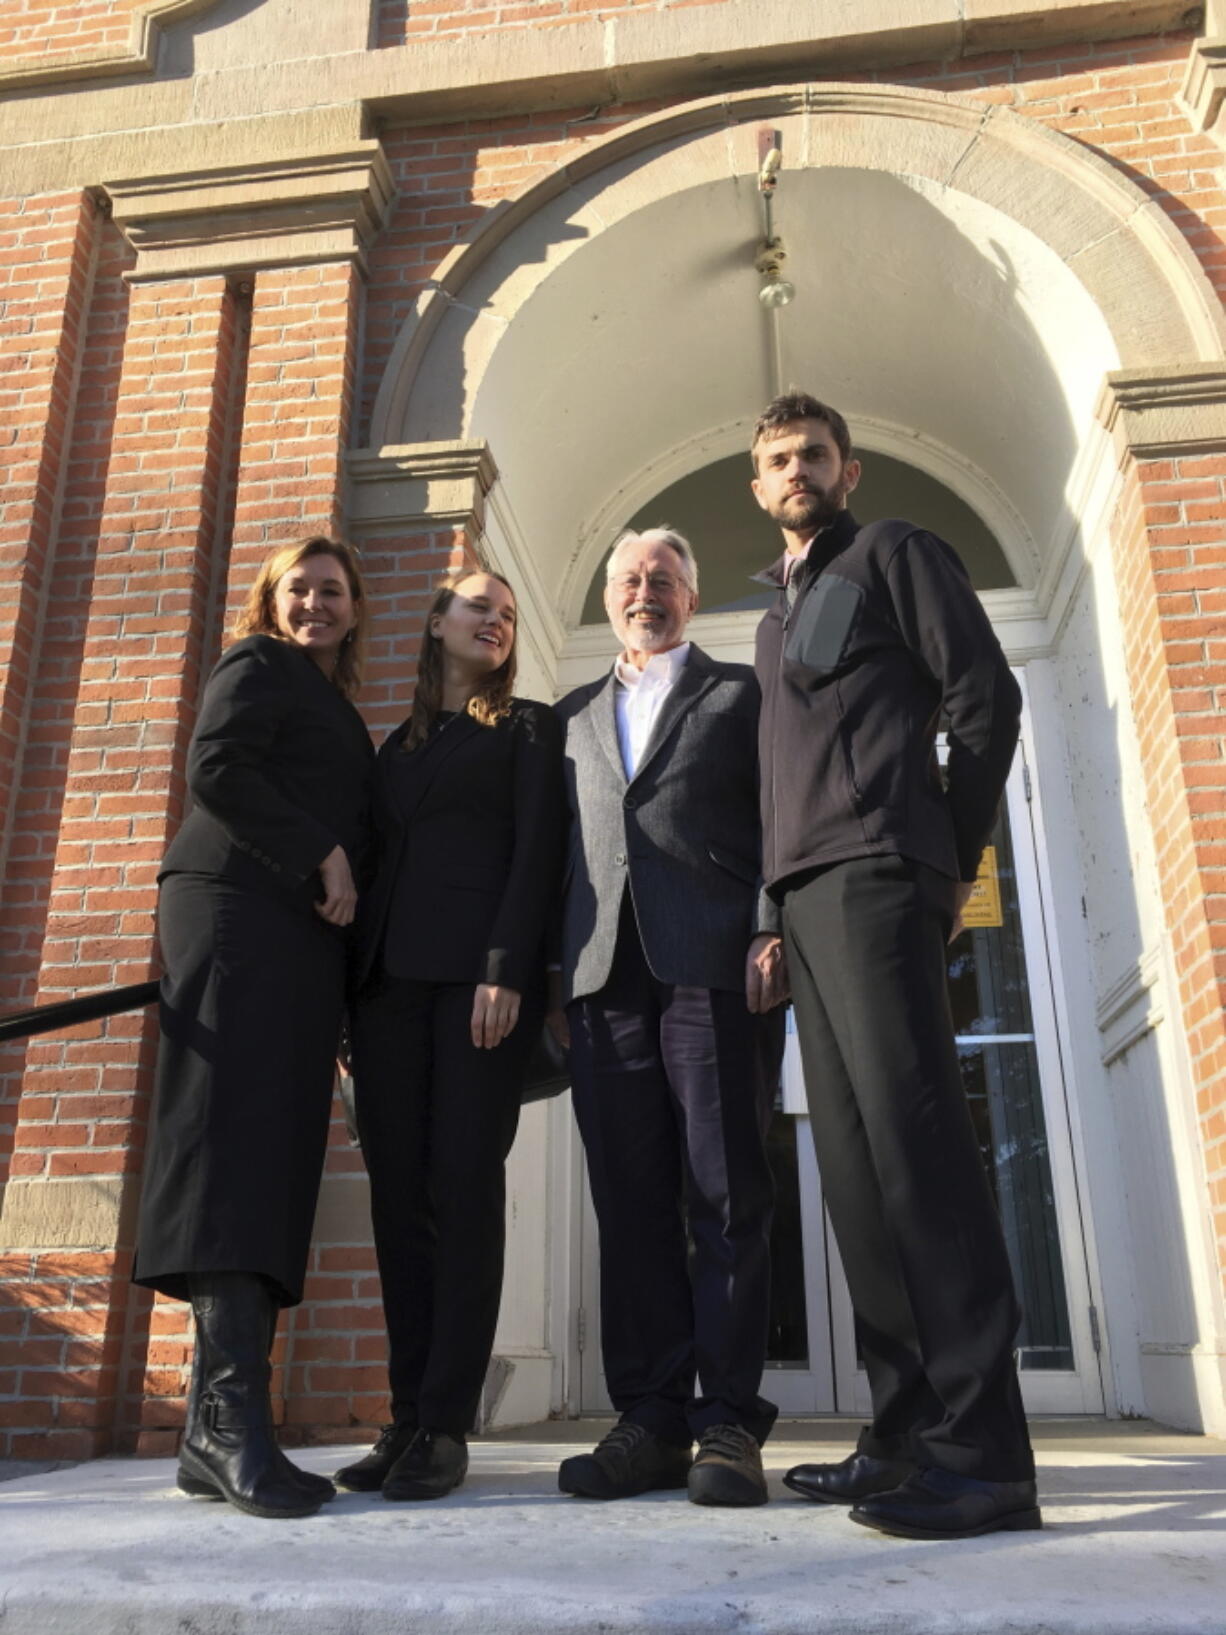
[133, 536, 373, 1520]
[336, 568, 563, 1502]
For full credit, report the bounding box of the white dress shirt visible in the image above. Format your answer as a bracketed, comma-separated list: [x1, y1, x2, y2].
[613, 642, 690, 779]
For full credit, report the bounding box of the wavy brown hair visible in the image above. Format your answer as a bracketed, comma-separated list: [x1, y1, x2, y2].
[231, 536, 367, 698]
[404, 569, 517, 750]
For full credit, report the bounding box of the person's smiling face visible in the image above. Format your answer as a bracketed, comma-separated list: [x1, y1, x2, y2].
[430, 573, 518, 678]
[272, 552, 356, 669]
[603, 538, 697, 662]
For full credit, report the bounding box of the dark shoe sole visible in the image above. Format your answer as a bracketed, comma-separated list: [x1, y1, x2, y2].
[558, 1469, 691, 1499]
[382, 1474, 466, 1502]
[177, 1449, 323, 1520]
[334, 1470, 386, 1493]
[850, 1505, 1043, 1540]
[688, 1473, 768, 1508]
[180, 1465, 335, 1502]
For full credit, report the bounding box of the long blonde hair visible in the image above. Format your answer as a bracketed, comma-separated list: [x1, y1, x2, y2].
[231, 536, 367, 698]
[404, 569, 517, 750]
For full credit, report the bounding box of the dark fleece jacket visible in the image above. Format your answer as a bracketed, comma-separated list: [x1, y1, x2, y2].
[754, 510, 1021, 892]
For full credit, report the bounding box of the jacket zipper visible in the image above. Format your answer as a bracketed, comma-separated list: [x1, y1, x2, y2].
[772, 569, 799, 882]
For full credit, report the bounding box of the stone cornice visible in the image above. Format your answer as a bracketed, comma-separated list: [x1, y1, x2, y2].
[1096, 365, 1226, 460]
[0, 2, 1196, 200]
[1180, 35, 1226, 134]
[0, 0, 222, 93]
[102, 144, 395, 281]
[346, 443, 500, 537]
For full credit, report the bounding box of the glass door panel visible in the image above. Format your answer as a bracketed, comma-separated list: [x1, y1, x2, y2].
[949, 791, 1074, 1373]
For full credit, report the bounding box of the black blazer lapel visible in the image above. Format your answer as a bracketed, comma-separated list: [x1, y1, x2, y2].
[630, 645, 720, 786]
[381, 712, 485, 828]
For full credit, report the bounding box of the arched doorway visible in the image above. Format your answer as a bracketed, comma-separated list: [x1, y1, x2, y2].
[360, 82, 1226, 1429]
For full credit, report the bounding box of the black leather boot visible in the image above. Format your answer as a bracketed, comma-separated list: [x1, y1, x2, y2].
[178, 1272, 323, 1519]
[177, 1323, 335, 1505]
[257, 1299, 335, 1502]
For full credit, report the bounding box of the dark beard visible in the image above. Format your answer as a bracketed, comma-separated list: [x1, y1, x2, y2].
[767, 483, 845, 535]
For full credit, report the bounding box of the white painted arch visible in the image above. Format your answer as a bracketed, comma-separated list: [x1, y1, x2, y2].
[367, 81, 1226, 634]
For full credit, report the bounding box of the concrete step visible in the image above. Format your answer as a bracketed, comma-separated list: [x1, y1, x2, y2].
[0, 1420, 1222, 1634]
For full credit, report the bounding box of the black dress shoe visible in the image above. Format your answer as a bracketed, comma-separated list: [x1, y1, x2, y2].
[850, 1466, 1042, 1539]
[382, 1429, 468, 1501]
[558, 1422, 692, 1499]
[783, 1452, 915, 1506]
[688, 1424, 768, 1507]
[335, 1421, 418, 1492]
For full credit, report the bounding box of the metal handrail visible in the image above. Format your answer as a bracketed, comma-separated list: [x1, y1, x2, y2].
[0, 980, 160, 1044]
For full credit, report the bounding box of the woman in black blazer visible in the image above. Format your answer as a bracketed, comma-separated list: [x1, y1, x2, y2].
[133, 536, 374, 1520]
[337, 569, 563, 1502]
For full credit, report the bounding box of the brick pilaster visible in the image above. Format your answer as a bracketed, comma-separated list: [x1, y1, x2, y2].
[1112, 455, 1226, 1293]
[0, 193, 99, 1178]
[226, 262, 360, 585]
[0, 275, 242, 1458]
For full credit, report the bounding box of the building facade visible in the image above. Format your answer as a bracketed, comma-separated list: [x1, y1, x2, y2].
[2, 0, 1226, 1458]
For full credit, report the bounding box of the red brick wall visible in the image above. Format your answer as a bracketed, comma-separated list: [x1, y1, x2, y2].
[3, 271, 247, 1458]
[1110, 458, 1226, 1298]
[3, 21, 1226, 1455]
[0, 193, 99, 1176]
[0, 1, 149, 58]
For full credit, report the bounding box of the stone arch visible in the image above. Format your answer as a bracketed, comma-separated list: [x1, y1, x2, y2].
[365, 81, 1226, 637]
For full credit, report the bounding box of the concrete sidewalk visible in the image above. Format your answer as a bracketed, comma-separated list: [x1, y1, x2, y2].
[1, 1419, 1223, 1634]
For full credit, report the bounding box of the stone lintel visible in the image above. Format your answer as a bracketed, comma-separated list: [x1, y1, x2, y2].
[1096, 364, 1226, 461]
[102, 143, 395, 283]
[1180, 36, 1226, 135]
[346, 443, 500, 538]
[0, 1178, 133, 1251]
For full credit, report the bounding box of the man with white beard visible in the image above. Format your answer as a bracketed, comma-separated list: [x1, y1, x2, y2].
[549, 527, 788, 1507]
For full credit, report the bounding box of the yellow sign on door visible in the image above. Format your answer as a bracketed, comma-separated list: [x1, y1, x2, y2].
[963, 845, 1003, 929]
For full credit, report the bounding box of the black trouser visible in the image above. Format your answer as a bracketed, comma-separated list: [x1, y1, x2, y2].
[350, 972, 540, 1437]
[782, 854, 1034, 1482]
[567, 906, 784, 1447]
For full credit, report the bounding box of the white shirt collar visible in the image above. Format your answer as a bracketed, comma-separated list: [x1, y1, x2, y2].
[614, 642, 690, 690]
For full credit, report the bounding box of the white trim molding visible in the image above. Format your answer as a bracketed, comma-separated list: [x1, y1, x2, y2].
[1096, 947, 1165, 1066]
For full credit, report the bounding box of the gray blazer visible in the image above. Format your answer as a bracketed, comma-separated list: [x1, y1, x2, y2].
[556, 643, 780, 1002]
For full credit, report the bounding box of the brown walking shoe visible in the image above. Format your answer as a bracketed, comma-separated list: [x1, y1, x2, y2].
[687, 1423, 768, 1507]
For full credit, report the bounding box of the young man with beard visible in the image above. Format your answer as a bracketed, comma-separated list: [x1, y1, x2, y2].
[750, 392, 1039, 1539]
[551, 527, 788, 1507]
